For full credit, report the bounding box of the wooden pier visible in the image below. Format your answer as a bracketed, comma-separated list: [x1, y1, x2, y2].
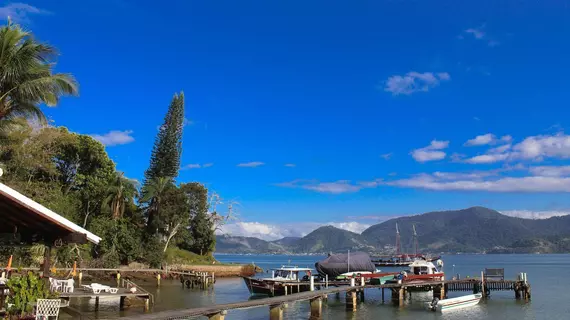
[117, 273, 531, 320]
[60, 278, 154, 311]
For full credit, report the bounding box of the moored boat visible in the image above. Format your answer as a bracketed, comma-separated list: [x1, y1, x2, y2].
[242, 265, 312, 296]
[427, 293, 482, 312]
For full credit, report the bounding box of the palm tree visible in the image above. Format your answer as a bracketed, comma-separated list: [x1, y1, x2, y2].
[140, 176, 172, 233]
[0, 19, 78, 126]
[103, 172, 138, 220]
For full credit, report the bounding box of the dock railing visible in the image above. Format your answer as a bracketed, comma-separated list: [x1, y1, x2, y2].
[122, 278, 155, 305]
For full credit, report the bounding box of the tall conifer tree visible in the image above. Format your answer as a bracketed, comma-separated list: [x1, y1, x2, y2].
[143, 92, 185, 232]
[144, 93, 185, 183]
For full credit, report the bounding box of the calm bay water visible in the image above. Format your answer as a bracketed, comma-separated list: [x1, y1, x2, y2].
[67, 254, 570, 320]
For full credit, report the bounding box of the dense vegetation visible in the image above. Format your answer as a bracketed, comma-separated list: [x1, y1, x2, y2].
[0, 21, 220, 268]
[217, 207, 570, 254]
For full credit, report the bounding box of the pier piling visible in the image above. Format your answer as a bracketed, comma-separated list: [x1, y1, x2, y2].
[120, 296, 126, 310]
[269, 303, 284, 320]
[309, 296, 323, 319]
[207, 310, 227, 320]
[346, 291, 357, 311]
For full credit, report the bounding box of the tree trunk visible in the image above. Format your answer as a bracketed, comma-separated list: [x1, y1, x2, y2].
[83, 201, 91, 227]
[163, 223, 181, 252]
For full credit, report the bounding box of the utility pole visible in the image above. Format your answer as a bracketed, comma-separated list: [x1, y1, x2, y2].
[413, 224, 419, 256]
[395, 223, 401, 255]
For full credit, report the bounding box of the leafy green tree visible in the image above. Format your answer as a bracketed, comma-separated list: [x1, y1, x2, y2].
[185, 183, 216, 255]
[141, 176, 173, 233]
[103, 172, 138, 220]
[89, 217, 142, 266]
[0, 20, 78, 127]
[160, 185, 191, 252]
[143, 93, 185, 183]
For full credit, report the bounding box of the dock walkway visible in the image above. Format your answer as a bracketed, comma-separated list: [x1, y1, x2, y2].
[117, 277, 531, 320]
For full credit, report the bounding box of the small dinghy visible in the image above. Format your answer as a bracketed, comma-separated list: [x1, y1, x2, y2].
[428, 293, 482, 312]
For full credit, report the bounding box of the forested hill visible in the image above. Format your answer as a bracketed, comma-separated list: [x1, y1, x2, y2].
[216, 207, 570, 254]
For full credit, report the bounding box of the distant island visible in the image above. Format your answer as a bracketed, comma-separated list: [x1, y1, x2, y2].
[216, 206, 570, 254]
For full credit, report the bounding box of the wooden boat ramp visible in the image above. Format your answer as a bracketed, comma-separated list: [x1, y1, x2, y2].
[118, 270, 531, 320]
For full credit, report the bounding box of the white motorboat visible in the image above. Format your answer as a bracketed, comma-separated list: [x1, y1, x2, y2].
[428, 293, 482, 312]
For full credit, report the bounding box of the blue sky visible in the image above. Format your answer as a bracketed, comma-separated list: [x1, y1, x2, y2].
[4, 0, 570, 239]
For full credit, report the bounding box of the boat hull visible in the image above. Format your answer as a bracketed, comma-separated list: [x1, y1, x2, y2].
[242, 277, 309, 296]
[435, 293, 482, 312]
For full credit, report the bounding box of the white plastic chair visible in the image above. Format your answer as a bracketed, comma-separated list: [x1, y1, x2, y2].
[48, 278, 62, 292]
[35, 299, 60, 319]
[62, 279, 74, 293]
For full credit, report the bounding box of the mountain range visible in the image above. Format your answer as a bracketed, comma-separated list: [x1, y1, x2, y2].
[216, 207, 570, 254]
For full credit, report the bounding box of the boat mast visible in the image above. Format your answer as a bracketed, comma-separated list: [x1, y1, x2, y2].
[395, 223, 401, 255]
[347, 249, 350, 273]
[413, 224, 418, 255]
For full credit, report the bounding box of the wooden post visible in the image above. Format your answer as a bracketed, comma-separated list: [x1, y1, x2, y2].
[481, 271, 486, 298]
[144, 298, 150, 311]
[78, 272, 83, 286]
[360, 289, 365, 302]
[360, 276, 365, 287]
[310, 276, 315, 291]
[120, 296, 126, 310]
[325, 275, 328, 288]
[440, 284, 445, 300]
[207, 310, 227, 320]
[212, 272, 215, 284]
[346, 291, 357, 311]
[350, 278, 355, 287]
[309, 296, 322, 319]
[381, 288, 385, 302]
[157, 274, 161, 287]
[399, 287, 404, 306]
[95, 296, 100, 310]
[269, 303, 284, 320]
[116, 271, 121, 287]
[42, 245, 52, 277]
[284, 285, 288, 295]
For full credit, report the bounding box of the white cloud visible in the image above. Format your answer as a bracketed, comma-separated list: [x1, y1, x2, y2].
[432, 170, 498, 180]
[183, 163, 213, 170]
[379, 153, 393, 160]
[488, 144, 511, 154]
[0, 3, 49, 23]
[276, 179, 382, 194]
[284, 163, 296, 167]
[384, 72, 450, 95]
[237, 161, 265, 168]
[501, 210, 570, 220]
[183, 118, 194, 126]
[464, 153, 509, 164]
[411, 140, 449, 162]
[529, 166, 570, 177]
[90, 130, 134, 146]
[465, 27, 485, 39]
[465, 133, 496, 146]
[386, 173, 570, 193]
[512, 133, 570, 161]
[218, 221, 371, 241]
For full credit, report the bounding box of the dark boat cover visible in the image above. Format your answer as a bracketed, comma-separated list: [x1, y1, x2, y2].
[315, 252, 375, 277]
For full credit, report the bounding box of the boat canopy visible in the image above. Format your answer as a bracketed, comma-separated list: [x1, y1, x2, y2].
[271, 265, 312, 272]
[315, 252, 375, 277]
